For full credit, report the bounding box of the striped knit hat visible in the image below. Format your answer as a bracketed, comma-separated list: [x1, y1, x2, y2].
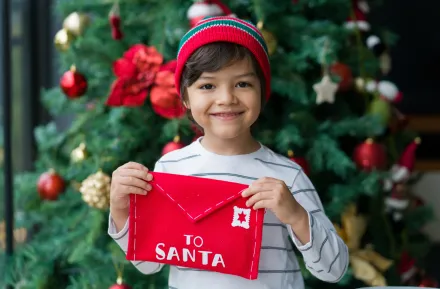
[175, 16, 271, 101]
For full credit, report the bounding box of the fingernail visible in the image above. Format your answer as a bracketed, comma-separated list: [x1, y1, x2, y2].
[147, 173, 153, 181]
[146, 184, 152, 191]
[143, 191, 148, 195]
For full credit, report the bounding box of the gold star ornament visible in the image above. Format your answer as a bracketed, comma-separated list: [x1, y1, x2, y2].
[314, 75, 338, 104]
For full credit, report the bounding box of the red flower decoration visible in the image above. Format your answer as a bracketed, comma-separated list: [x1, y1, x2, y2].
[150, 60, 186, 119]
[106, 44, 163, 107]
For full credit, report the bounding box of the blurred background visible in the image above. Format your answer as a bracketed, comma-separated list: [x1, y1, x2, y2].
[0, 0, 439, 288]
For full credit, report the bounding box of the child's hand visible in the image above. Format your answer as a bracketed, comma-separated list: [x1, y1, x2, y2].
[110, 162, 153, 212]
[241, 177, 307, 226]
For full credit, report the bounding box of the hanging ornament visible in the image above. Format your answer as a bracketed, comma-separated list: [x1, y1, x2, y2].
[54, 28, 75, 52]
[314, 75, 338, 104]
[354, 77, 374, 93]
[384, 183, 410, 221]
[398, 251, 417, 283]
[109, 278, 131, 289]
[63, 12, 90, 37]
[368, 98, 391, 126]
[377, 80, 403, 103]
[288, 150, 310, 176]
[37, 169, 66, 200]
[353, 138, 387, 171]
[387, 138, 421, 184]
[79, 170, 111, 210]
[110, 254, 132, 289]
[379, 52, 392, 75]
[363, 33, 392, 75]
[257, 21, 277, 55]
[354, 77, 366, 92]
[60, 65, 88, 99]
[0, 221, 28, 250]
[162, 136, 185, 156]
[345, 0, 370, 31]
[71, 142, 88, 163]
[109, 1, 123, 40]
[187, 0, 235, 28]
[330, 62, 353, 91]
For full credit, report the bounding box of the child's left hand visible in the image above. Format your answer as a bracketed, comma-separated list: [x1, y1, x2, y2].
[242, 177, 307, 226]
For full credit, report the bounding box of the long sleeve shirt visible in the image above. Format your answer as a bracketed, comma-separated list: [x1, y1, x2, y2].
[108, 138, 349, 289]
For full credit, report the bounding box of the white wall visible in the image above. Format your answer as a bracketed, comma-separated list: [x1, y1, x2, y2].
[413, 172, 440, 241]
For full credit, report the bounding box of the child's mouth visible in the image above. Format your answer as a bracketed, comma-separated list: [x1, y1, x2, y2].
[210, 112, 244, 120]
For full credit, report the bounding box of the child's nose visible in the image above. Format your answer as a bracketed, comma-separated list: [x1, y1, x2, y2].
[215, 87, 238, 105]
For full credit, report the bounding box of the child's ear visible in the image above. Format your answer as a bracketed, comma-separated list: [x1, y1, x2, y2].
[183, 100, 190, 109]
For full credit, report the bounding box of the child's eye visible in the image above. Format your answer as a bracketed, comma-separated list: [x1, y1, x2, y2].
[200, 84, 214, 90]
[236, 82, 251, 88]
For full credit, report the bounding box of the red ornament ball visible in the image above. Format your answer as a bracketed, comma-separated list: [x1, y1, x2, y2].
[60, 65, 88, 98]
[330, 62, 353, 91]
[353, 139, 387, 170]
[288, 150, 310, 176]
[37, 169, 66, 200]
[109, 283, 131, 289]
[162, 136, 185, 155]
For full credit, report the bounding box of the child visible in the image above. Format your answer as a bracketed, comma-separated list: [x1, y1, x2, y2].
[108, 16, 348, 289]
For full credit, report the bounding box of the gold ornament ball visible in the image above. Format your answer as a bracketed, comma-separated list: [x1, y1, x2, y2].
[257, 21, 277, 55]
[54, 28, 75, 52]
[79, 170, 111, 210]
[261, 30, 277, 55]
[71, 142, 88, 163]
[355, 77, 366, 92]
[63, 12, 90, 37]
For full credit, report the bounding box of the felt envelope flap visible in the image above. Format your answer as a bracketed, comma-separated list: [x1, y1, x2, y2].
[150, 172, 248, 222]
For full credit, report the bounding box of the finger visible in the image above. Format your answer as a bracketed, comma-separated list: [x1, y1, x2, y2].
[120, 162, 149, 172]
[117, 175, 152, 191]
[245, 191, 273, 207]
[118, 184, 148, 195]
[242, 182, 279, 197]
[119, 168, 153, 182]
[253, 199, 273, 210]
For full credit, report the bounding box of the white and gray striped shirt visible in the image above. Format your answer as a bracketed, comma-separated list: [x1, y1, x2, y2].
[108, 138, 349, 289]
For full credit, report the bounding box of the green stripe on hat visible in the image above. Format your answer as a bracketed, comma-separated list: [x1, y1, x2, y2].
[178, 19, 269, 56]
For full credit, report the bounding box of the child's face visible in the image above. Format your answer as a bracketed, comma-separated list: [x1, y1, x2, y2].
[185, 57, 261, 141]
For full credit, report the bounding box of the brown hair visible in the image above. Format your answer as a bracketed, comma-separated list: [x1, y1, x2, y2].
[179, 42, 266, 124]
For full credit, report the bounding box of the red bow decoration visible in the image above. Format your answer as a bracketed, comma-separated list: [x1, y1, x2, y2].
[150, 60, 186, 119]
[106, 44, 163, 107]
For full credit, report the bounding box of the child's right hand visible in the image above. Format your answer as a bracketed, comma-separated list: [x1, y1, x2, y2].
[110, 162, 153, 212]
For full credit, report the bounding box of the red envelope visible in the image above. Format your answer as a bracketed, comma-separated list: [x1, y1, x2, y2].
[126, 172, 264, 280]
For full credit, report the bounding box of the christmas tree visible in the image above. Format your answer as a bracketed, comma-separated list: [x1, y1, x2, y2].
[1, 0, 437, 288]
